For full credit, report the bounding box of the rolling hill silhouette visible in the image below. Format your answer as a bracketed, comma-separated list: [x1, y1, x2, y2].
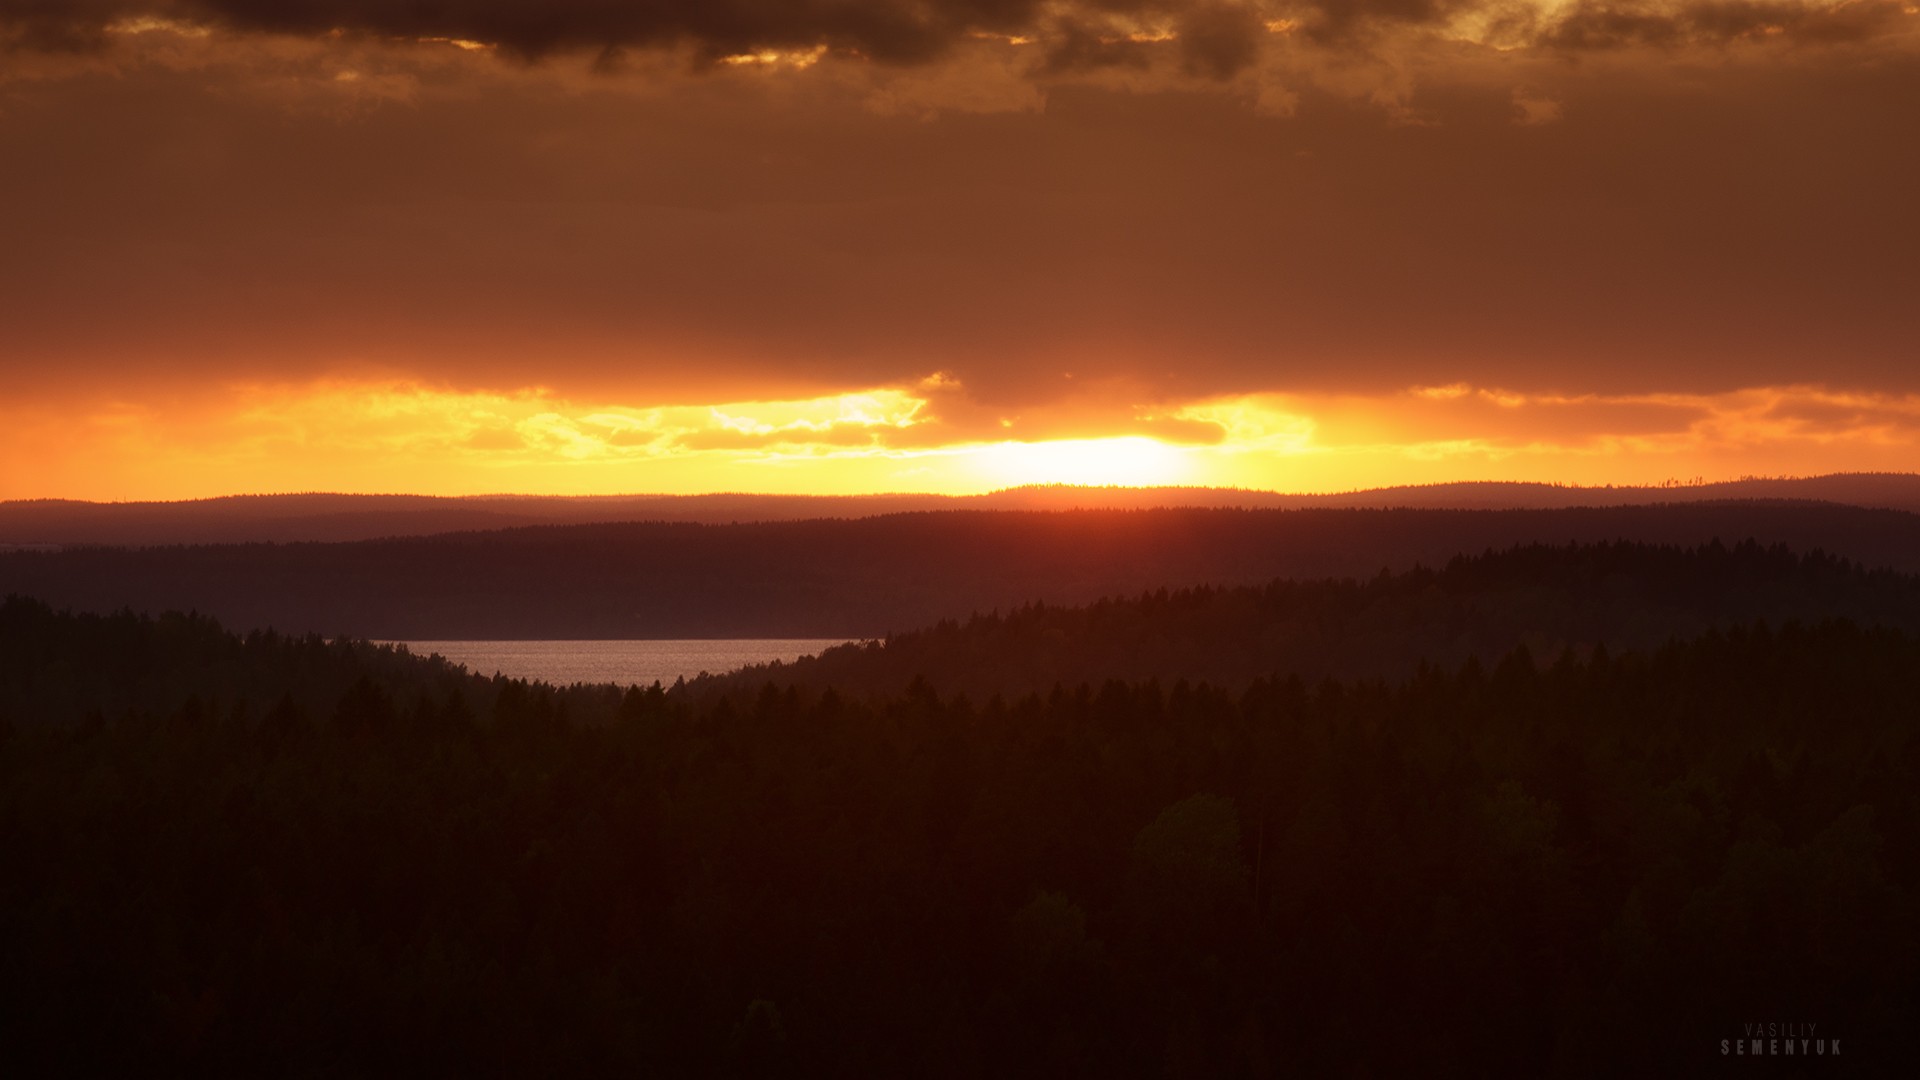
[7, 502, 1920, 638]
[695, 539, 1920, 699]
[6, 472, 1920, 547]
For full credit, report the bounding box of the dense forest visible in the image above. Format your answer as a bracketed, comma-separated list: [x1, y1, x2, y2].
[8, 503, 1920, 638]
[705, 540, 1920, 700]
[3, 559, 1913, 1073]
[0, 596, 641, 736]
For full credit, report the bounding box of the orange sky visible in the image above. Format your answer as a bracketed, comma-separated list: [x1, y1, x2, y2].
[2, 3, 1917, 500]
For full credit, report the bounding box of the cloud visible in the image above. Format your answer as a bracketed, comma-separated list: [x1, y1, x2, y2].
[7, 40, 1918, 406]
[1510, 87, 1561, 124]
[1293, 0, 1467, 45]
[1539, 0, 1915, 50]
[8, 376, 1920, 499]
[1177, 3, 1267, 78]
[6, 0, 1916, 73]
[877, 372, 1234, 449]
[2, 1, 1918, 469]
[0, 1, 1246, 68]
[2, 1, 1012, 63]
[1038, 18, 1159, 74]
[1160, 384, 1920, 493]
[464, 426, 527, 451]
[675, 424, 888, 451]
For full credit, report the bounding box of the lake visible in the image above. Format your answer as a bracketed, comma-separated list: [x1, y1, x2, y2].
[387, 639, 857, 687]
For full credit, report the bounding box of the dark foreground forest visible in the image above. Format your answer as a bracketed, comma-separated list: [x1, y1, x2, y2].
[3, 542, 1914, 1074]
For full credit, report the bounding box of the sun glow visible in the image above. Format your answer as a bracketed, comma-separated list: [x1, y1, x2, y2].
[7, 377, 1920, 502]
[970, 436, 1193, 488]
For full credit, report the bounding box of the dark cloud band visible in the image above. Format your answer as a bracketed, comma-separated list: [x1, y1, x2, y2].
[3, 1, 1912, 70]
[1, 1, 1129, 63]
[1541, 0, 1914, 49]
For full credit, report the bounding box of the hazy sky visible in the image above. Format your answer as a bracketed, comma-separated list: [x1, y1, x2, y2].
[2, 2, 1917, 498]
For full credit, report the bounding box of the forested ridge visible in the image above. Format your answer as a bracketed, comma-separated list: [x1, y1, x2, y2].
[8, 503, 1920, 638]
[704, 539, 1920, 699]
[0, 597, 631, 736]
[9, 474, 1920, 547]
[3, 544, 1916, 1073]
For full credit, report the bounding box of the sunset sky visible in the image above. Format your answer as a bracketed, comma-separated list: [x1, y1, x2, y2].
[2, 1, 1916, 500]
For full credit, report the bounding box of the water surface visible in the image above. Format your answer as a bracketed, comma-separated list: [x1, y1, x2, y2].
[390, 639, 854, 687]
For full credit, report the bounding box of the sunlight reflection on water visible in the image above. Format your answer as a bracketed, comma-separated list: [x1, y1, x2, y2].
[385, 639, 854, 687]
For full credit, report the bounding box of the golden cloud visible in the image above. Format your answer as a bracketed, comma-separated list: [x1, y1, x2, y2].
[9, 376, 1916, 502]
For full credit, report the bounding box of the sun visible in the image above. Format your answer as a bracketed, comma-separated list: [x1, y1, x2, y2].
[969, 435, 1193, 488]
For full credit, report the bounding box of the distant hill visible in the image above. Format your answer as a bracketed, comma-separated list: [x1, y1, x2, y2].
[7, 503, 1920, 639]
[695, 540, 1920, 699]
[6, 473, 1920, 547]
[0, 492, 944, 547]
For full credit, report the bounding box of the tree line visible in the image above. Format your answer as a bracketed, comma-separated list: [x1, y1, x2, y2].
[702, 538, 1920, 699]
